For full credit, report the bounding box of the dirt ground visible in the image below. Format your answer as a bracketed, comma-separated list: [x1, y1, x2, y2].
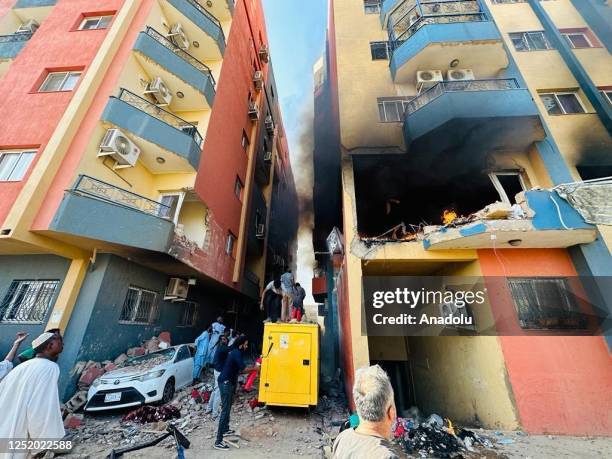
[64, 376, 612, 459]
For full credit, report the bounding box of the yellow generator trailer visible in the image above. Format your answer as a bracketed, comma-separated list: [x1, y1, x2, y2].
[258, 322, 319, 407]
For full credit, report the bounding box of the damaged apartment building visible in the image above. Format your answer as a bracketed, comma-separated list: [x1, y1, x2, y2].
[0, 0, 297, 399]
[312, 0, 612, 435]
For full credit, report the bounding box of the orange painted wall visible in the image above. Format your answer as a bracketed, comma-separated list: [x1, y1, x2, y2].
[478, 249, 612, 435]
[0, 0, 122, 227]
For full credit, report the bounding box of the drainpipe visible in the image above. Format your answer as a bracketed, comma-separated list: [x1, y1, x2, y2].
[527, 0, 612, 135]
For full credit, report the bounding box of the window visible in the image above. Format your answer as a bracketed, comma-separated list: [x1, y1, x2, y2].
[39, 71, 82, 92]
[241, 131, 250, 150]
[179, 302, 198, 327]
[0, 280, 60, 323]
[119, 286, 160, 324]
[377, 97, 411, 122]
[175, 345, 191, 361]
[539, 91, 585, 114]
[562, 31, 592, 48]
[234, 177, 243, 200]
[364, 0, 381, 14]
[79, 15, 113, 30]
[509, 31, 553, 51]
[489, 172, 526, 204]
[158, 193, 184, 223]
[226, 232, 236, 256]
[0, 151, 36, 181]
[370, 41, 390, 60]
[507, 278, 586, 329]
[601, 89, 612, 105]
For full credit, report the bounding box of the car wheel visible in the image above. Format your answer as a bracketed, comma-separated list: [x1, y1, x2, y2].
[161, 378, 175, 404]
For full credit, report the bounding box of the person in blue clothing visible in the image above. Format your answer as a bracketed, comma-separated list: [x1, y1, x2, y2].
[193, 325, 212, 383]
[213, 336, 259, 450]
[206, 316, 226, 365]
[206, 334, 229, 418]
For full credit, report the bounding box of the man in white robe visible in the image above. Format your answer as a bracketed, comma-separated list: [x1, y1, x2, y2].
[0, 332, 65, 459]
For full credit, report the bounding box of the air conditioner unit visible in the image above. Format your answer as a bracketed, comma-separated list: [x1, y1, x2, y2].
[416, 70, 443, 92]
[258, 45, 269, 63]
[447, 69, 475, 81]
[97, 129, 140, 169]
[253, 70, 264, 90]
[263, 151, 273, 163]
[168, 23, 190, 50]
[256, 223, 266, 239]
[248, 100, 259, 120]
[17, 19, 39, 34]
[165, 277, 189, 300]
[265, 115, 274, 134]
[145, 77, 172, 106]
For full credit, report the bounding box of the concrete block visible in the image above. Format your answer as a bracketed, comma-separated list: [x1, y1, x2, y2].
[65, 390, 88, 412]
[64, 413, 84, 429]
[78, 365, 104, 388]
[127, 347, 145, 357]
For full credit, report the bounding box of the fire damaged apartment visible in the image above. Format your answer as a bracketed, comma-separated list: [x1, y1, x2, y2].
[312, 0, 612, 435]
[0, 0, 297, 400]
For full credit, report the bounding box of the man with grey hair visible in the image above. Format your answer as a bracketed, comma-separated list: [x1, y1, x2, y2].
[332, 365, 401, 458]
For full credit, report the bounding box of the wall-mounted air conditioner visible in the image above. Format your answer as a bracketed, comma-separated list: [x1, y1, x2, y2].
[265, 115, 274, 134]
[165, 277, 188, 300]
[256, 223, 266, 238]
[145, 77, 172, 106]
[258, 45, 269, 63]
[17, 19, 39, 34]
[416, 70, 443, 93]
[447, 69, 475, 81]
[263, 151, 273, 163]
[97, 128, 140, 169]
[248, 100, 259, 120]
[168, 23, 190, 50]
[253, 70, 263, 90]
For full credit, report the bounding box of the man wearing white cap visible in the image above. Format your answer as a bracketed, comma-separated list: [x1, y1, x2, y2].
[0, 331, 65, 458]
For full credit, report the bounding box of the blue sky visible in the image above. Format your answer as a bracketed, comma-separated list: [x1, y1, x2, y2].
[262, 0, 328, 151]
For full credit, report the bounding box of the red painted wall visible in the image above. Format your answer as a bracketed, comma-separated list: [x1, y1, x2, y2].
[479, 249, 612, 435]
[195, 0, 270, 286]
[0, 0, 121, 227]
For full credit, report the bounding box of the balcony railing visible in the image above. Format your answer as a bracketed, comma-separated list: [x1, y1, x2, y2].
[403, 78, 520, 116]
[72, 175, 171, 218]
[388, 0, 486, 44]
[116, 88, 204, 147]
[0, 32, 32, 43]
[184, 0, 226, 44]
[144, 26, 216, 87]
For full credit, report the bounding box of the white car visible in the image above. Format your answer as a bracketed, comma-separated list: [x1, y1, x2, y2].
[85, 344, 195, 412]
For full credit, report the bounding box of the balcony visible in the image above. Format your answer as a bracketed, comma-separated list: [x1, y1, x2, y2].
[387, 0, 507, 83]
[423, 190, 597, 250]
[403, 79, 545, 156]
[247, 184, 267, 257]
[100, 89, 203, 173]
[133, 28, 215, 111]
[13, 0, 56, 7]
[48, 175, 175, 252]
[162, 0, 226, 60]
[0, 33, 31, 70]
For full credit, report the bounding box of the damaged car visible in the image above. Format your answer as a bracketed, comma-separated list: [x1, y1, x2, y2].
[84, 344, 195, 412]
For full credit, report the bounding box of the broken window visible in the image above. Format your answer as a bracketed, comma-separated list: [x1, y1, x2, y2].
[507, 278, 586, 329]
[489, 171, 525, 204]
[119, 286, 160, 324]
[0, 280, 59, 323]
[158, 193, 184, 224]
[370, 41, 390, 60]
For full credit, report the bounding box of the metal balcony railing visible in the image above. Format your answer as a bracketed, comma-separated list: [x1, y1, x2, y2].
[403, 78, 520, 116]
[388, 0, 486, 45]
[144, 27, 216, 87]
[72, 175, 172, 218]
[0, 32, 32, 43]
[184, 0, 226, 45]
[115, 88, 204, 147]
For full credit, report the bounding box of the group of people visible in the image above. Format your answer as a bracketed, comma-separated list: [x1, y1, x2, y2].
[260, 268, 306, 323]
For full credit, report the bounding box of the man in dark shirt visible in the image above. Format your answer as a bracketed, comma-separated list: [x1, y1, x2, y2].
[206, 335, 229, 418]
[214, 336, 259, 450]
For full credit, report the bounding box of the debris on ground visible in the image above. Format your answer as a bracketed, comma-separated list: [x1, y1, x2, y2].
[122, 405, 182, 424]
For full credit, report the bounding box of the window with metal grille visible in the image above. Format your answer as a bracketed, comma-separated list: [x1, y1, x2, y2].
[364, 0, 381, 14]
[507, 278, 586, 329]
[179, 301, 198, 327]
[119, 286, 160, 324]
[0, 280, 60, 323]
[509, 31, 553, 51]
[377, 97, 411, 122]
[370, 41, 390, 60]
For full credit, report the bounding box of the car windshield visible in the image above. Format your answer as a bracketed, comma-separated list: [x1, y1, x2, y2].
[120, 348, 176, 369]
